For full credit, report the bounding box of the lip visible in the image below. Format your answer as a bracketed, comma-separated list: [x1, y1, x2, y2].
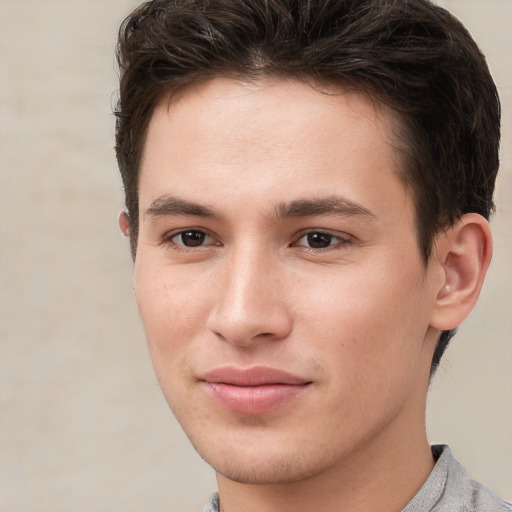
[200, 366, 312, 415]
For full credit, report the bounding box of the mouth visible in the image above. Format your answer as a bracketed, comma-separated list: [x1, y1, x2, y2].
[199, 366, 312, 415]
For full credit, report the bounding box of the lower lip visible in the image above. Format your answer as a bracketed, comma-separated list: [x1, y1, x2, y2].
[202, 382, 310, 415]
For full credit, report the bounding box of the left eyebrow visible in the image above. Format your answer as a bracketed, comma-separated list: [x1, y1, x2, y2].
[272, 195, 376, 219]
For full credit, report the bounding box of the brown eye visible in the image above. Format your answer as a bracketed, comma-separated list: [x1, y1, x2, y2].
[294, 230, 351, 250]
[306, 232, 334, 248]
[174, 230, 208, 247]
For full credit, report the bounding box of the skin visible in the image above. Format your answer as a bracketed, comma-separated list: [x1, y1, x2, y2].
[121, 78, 492, 512]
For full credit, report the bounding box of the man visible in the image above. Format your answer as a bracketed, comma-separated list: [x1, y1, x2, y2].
[114, 0, 511, 510]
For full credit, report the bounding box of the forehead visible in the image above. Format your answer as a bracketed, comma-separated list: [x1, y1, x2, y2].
[139, 77, 410, 220]
[146, 77, 398, 154]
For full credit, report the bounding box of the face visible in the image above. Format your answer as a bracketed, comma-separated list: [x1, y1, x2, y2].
[132, 78, 440, 485]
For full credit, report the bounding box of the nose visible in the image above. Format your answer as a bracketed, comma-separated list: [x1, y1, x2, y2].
[206, 247, 293, 347]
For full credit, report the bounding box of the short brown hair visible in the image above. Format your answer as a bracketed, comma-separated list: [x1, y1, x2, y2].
[114, 0, 500, 374]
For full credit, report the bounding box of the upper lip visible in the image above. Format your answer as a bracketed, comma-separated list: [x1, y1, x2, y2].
[201, 366, 311, 386]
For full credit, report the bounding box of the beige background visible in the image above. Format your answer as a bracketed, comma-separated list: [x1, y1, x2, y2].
[0, 0, 510, 511]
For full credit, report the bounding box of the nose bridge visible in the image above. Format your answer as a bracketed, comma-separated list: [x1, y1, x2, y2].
[207, 241, 292, 345]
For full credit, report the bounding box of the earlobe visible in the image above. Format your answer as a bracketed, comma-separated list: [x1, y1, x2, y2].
[118, 210, 131, 237]
[429, 213, 492, 330]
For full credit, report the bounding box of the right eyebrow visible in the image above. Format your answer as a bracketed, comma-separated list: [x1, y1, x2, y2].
[144, 195, 221, 219]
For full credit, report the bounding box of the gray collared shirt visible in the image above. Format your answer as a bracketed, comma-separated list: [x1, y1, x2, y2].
[201, 445, 511, 511]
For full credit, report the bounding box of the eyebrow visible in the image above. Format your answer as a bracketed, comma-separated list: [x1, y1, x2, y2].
[145, 196, 221, 218]
[143, 194, 375, 221]
[273, 195, 376, 219]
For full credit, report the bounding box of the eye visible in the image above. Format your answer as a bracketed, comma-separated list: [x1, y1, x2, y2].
[294, 231, 351, 250]
[170, 230, 215, 247]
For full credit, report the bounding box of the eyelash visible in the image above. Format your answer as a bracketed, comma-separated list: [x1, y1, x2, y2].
[161, 228, 353, 254]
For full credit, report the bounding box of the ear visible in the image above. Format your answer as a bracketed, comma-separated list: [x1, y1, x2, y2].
[429, 213, 492, 330]
[118, 210, 131, 237]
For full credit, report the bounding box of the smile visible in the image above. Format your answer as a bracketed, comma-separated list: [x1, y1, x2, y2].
[200, 366, 312, 415]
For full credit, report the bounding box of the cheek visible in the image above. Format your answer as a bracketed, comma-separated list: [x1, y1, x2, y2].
[298, 262, 430, 376]
[133, 265, 214, 416]
[133, 263, 211, 359]
[297, 274, 430, 432]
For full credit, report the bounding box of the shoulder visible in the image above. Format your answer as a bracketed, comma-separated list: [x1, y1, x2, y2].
[436, 445, 512, 512]
[405, 445, 511, 512]
[201, 492, 220, 512]
[461, 478, 512, 512]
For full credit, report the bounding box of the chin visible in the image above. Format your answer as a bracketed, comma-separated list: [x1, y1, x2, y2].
[190, 431, 336, 485]
[208, 455, 319, 485]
